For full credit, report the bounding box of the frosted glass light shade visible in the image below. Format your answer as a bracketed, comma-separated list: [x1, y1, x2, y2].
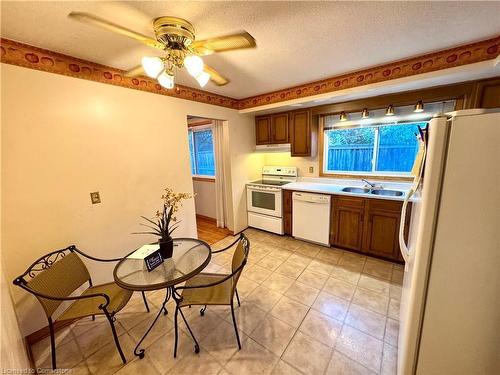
[141, 56, 164, 79]
[195, 71, 210, 87]
[184, 55, 204, 77]
[414, 100, 424, 113]
[385, 104, 395, 116]
[158, 71, 174, 89]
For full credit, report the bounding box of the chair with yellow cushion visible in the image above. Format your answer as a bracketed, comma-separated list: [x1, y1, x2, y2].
[172, 233, 250, 356]
[13, 245, 149, 369]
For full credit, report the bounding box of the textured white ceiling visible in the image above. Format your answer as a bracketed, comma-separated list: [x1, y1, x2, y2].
[1, 1, 499, 99]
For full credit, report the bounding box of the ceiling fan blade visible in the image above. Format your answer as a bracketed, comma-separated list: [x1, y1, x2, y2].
[124, 65, 145, 78]
[203, 64, 229, 86]
[191, 31, 256, 56]
[68, 12, 164, 50]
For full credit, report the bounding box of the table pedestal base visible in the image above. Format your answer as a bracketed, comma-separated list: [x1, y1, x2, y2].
[134, 287, 171, 359]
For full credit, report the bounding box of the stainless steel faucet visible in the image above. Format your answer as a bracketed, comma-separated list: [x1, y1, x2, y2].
[362, 179, 376, 188]
[361, 179, 384, 189]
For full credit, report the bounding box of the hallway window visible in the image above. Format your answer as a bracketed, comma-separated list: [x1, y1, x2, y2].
[188, 127, 215, 176]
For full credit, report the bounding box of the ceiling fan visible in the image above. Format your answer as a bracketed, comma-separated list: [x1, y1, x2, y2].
[68, 12, 257, 89]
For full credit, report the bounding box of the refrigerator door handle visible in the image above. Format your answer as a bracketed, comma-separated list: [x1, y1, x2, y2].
[399, 190, 413, 267]
[399, 136, 427, 270]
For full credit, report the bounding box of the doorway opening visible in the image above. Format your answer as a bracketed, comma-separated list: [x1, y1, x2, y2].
[187, 115, 231, 244]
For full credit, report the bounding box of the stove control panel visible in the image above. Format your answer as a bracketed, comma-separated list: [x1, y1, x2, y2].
[262, 166, 298, 177]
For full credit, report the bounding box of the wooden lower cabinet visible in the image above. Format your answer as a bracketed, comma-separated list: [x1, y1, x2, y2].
[363, 202, 403, 260]
[330, 197, 365, 251]
[331, 195, 410, 263]
[283, 190, 293, 235]
[284, 191, 410, 262]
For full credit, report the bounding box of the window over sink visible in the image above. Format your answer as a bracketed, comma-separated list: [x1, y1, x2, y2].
[321, 101, 455, 177]
[324, 123, 426, 174]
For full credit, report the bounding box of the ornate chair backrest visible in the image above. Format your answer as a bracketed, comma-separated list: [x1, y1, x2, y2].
[13, 246, 91, 317]
[230, 234, 250, 296]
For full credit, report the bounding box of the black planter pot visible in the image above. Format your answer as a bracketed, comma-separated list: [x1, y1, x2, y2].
[159, 239, 174, 259]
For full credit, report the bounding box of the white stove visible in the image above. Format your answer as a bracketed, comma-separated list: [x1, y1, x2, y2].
[246, 166, 297, 234]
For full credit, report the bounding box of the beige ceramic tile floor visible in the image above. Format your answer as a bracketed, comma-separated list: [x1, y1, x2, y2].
[31, 228, 402, 374]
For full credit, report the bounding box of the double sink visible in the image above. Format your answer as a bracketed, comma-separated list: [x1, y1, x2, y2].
[342, 186, 404, 197]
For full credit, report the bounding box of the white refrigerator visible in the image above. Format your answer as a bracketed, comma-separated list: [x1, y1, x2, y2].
[398, 109, 500, 375]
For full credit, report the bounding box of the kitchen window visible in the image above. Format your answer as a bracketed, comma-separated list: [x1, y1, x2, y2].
[320, 101, 456, 177]
[324, 122, 426, 175]
[188, 126, 215, 177]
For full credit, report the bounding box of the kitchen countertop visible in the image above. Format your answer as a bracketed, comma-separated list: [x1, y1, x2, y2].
[282, 181, 413, 202]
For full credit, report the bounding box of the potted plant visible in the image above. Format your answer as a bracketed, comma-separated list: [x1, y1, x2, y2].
[135, 187, 194, 259]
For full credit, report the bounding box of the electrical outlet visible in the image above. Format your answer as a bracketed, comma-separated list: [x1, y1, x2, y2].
[90, 192, 101, 204]
[309, 166, 314, 173]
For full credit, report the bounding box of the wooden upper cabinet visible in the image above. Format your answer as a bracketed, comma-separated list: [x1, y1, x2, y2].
[290, 110, 312, 156]
[255, 110, 313, 156]
[473, 78, 500, 109]
[256, 114, 289, 144]
[271, 113, 289, 144]
[255, 116, 272, 144]
[331, 197, 365, 251]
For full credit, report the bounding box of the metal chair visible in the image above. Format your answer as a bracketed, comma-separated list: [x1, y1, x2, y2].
[172, 233, 249, 356]
[13, 245, 149, 369]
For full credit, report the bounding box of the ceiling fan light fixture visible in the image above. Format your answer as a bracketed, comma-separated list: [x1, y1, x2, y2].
[158, 70, 175, 89]
[69, 12, 256, 88]
[184, 55, 204, 77]
[142, 56, 164, 79]
[195, 71, 210, 88]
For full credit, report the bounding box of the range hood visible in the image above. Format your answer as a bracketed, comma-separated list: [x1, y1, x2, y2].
[255, 144, 291, 152]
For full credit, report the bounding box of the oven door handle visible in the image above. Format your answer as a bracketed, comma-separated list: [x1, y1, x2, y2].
[247, 186, 282, 193]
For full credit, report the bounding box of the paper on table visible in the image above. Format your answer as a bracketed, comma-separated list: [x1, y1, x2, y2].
[128, 244, 160, 260]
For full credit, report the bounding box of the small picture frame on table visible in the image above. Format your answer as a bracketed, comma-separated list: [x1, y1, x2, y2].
[144, 250, 164, 272]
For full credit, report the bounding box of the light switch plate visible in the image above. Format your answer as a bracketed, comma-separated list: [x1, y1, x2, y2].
[309, 166, 314, 173]
[90, 192, 101, 204]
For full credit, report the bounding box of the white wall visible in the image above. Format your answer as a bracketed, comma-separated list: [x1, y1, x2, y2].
[226, 120, 265, 233]
[1, 64, 263, 335]
[1, 271, 30, 370]
[261, 151, 319, 177]
[0, 104, 31, 370]
[192, 179, 216, 219]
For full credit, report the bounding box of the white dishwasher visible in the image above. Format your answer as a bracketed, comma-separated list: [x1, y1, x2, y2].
[292, 192, 331, 246]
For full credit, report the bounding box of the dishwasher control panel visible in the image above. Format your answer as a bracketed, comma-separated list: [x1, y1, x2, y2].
[293, 192, 331, 204]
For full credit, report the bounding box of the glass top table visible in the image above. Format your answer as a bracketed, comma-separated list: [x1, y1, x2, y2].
[113, 238, 211, 359]
[114, 238, 211, 291]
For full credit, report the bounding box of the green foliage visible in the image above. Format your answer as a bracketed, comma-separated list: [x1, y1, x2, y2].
[328, 127, 374, 147]
[379, 123, 425, 145]
[326, 122, 426, 172]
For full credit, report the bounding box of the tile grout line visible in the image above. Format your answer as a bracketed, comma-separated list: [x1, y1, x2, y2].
[64, 230, 400, 375]
[335, 256, 384, 375]
[257, 238, 340, 374]
[230, 231, 401, 375]
[247, 233, 389, 374]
